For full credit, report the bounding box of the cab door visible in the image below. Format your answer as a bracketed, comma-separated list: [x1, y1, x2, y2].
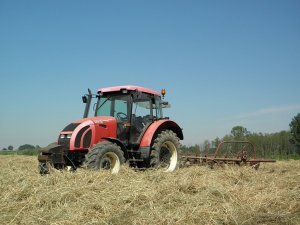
[130, 93, 153, 143]
[113, 95, 131, 144]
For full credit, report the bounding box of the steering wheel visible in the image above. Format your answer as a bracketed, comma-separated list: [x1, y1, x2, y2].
[116, 112, 127, 121]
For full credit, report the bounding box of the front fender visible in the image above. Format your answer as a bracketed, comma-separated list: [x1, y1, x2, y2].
[139, 119, 183, 147]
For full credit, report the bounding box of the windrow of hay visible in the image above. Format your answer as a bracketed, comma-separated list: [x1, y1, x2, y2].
[0, 155, 299, 225]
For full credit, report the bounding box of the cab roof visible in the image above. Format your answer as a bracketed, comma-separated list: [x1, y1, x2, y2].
[97, 85, 161, 96]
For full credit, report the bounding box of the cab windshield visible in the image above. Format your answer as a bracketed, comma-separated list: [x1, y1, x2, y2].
[94, 93, 163, 120]
[95, 94, 129, 118]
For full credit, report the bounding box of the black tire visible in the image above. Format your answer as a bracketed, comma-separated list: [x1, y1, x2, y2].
[150, 130, 181, 172]
[85, 141, 125, 174]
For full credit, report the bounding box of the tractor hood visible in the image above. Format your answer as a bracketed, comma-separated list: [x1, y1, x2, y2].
[73, 116, 117, 125]
[58, 116, 117, 150]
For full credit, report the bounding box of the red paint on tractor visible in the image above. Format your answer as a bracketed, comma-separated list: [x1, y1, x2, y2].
[68, 116, 117, 150]
[98, 85, 161, 96]
[140, 119, 183, 147]
[38, 85, 184, 174]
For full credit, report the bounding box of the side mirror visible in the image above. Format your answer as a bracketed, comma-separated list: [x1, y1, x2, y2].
[82, 95, 87, 103]
[161, 101, 171, 108]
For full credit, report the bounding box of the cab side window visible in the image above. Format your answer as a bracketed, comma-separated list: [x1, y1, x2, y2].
[114, 99, 128, 120]
[130, 93, 153, 143]
[132, 100, 151, 130]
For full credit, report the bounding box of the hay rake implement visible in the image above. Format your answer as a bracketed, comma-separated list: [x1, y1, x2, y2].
[181, 141, 276, 169]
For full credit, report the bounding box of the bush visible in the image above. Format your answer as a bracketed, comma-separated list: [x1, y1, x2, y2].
[0, 149, 39, 156]
[18, 144, 36, 151]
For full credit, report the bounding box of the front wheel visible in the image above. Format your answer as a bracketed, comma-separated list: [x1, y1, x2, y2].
[84, 142, 125, 174]
[150, 130, 181, 172]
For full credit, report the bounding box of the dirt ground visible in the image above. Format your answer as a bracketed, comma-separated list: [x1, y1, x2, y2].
[0, 155, 299, 225]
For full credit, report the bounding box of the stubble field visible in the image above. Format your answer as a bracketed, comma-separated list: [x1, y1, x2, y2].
[0, 155, 299, 225]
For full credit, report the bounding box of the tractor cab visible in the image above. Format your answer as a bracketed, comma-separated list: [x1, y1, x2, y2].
[85, 85, 169, 146]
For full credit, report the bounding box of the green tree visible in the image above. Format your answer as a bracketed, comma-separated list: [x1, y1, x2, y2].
[18, 144, 35, 151]
[181, 144, 200, 155]
[202, 140, 210, 154]
[289, 113, 300, 154]
[212, 137, 221, 148]
[231, 126, 250, 140]
[7, 145, 13, 151]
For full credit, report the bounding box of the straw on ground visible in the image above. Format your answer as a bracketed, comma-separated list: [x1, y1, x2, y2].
[0, 156, 299, 225]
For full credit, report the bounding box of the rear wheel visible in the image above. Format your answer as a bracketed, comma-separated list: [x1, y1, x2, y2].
[85, 142, 125, 174]
[150, 130, 181, 172]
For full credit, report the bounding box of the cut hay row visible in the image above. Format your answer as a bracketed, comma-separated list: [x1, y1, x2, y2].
[0, 156, 299, 225]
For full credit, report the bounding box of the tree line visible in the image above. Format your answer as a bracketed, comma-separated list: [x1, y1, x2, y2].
[1, 144, 41, 151]
[182, 113, 300, 160]
[2, 113, 300, 159]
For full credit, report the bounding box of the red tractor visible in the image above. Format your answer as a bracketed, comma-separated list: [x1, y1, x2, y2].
[38, 85, 183, 174]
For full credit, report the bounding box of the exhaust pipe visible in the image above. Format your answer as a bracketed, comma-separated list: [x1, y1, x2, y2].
[82, 88, 92, 118]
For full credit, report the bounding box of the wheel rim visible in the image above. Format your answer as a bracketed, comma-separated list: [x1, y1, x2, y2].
[99, 152, 121, 174]
[160, 141, 178, 172]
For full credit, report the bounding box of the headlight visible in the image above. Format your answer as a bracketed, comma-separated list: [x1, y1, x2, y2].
[60, 133, 72, 139]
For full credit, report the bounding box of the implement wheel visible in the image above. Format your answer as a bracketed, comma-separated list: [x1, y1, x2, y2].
[85, 142, 125, 174]
[150, 130, 181, 172]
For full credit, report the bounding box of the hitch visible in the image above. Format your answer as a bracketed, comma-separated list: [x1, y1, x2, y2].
[38, 144, 68, 174]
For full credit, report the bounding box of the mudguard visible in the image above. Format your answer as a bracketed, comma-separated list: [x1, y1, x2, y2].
[139, 119, 183, 147]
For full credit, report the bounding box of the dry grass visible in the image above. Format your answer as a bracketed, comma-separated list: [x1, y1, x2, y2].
[0, 156, 299, 225]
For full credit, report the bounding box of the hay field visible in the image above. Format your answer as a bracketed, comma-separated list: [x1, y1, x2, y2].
[0, 156, 299, 225]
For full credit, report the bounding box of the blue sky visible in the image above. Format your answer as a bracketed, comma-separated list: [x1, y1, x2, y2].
[0, 0, 299, 149]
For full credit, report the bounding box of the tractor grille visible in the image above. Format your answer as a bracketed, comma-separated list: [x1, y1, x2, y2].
[58, 137, 70, 149]
[58, 123, 79, 149]
[62, 123, 80, 132]
[75, 126, 90, 148]
[83, 130, 92, 148]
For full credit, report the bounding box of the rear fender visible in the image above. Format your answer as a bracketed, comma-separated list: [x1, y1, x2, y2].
[139, 120, 183, 147]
